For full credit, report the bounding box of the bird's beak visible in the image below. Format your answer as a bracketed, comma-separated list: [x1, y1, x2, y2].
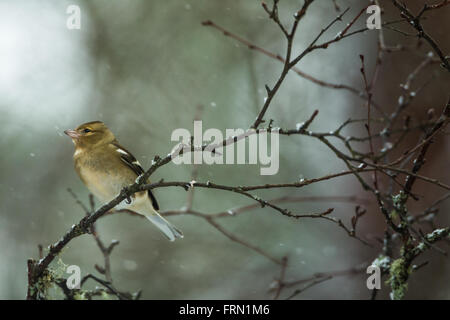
[64, 129, 81, 139]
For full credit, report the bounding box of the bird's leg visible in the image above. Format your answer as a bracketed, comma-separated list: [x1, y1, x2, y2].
[120, 186, 133, 204]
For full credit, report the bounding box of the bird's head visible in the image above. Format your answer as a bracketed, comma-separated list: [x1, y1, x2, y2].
[64, 121, 115, 149]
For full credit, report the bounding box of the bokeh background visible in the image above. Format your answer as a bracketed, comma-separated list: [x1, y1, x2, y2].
[0, 0, 449, 299]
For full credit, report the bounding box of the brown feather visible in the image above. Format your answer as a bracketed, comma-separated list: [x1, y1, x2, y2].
[111, 142, 160, 210]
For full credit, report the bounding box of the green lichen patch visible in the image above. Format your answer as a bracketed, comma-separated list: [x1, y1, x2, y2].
[387, 258, 411, 300]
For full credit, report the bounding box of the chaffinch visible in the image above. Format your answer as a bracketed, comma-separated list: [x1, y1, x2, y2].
[64, 121, 183, 241]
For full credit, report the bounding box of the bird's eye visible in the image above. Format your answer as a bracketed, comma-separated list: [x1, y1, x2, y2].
[83, 128, 92, 133]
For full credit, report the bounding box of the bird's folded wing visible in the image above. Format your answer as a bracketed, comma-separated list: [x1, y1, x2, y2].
[112, 141, 160, 210]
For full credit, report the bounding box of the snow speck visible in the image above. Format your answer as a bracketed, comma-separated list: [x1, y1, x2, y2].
[55, 125, 63, 136]
[384, 142, 393, 150]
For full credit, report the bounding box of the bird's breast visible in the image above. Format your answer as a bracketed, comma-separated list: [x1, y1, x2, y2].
[74, 153, 133, 203]
[78, 166, 126, 203]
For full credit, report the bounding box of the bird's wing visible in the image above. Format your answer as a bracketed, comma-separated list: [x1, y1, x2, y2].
[111, 142, 160, 210]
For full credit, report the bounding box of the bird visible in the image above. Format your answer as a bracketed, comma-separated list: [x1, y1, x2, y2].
[64, 121, 183, 241]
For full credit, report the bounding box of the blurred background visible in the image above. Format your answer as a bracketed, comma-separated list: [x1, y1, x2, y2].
[0, 0, 448, 299]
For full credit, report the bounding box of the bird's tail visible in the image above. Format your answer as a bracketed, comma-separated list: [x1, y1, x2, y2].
[145, 209, 184, 241]
[127, 195, 183, 241]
